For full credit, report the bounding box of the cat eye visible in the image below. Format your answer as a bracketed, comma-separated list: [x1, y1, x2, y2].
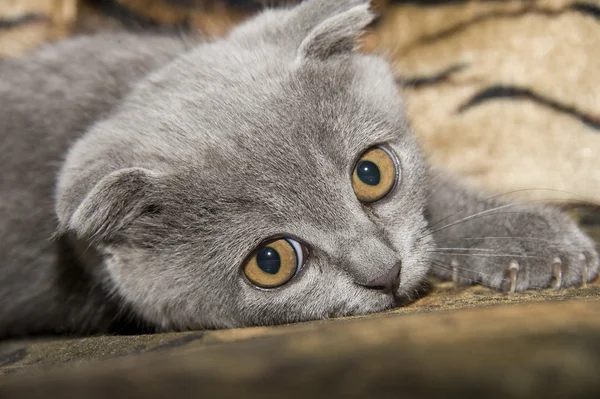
[243, 238, 305, 288]
[352, 145, 399, 203]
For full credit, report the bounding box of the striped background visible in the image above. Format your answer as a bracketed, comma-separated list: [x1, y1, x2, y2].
[1, 0, 600, 208]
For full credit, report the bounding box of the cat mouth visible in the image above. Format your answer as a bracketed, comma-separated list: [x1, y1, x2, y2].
[392, 293, 408, 308]
[372, 270, 403, 307]
[365, 276, 404, 309]
[392, 277, 413, 307]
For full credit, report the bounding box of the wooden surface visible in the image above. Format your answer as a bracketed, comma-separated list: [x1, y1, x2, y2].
[2, 297, 600, 398]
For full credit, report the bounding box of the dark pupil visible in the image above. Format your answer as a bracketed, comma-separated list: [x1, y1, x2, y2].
[256, 246, 281, 274]
[357, 160, 381, 186]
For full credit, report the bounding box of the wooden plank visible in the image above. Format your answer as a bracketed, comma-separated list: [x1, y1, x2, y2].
[1, 299, 600, 397]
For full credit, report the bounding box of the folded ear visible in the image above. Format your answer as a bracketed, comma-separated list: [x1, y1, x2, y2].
[297, 2, 374, 60]
[228, 1, 373, 59]
[289, 0, 370, 36]
[62, 167, 161, 242]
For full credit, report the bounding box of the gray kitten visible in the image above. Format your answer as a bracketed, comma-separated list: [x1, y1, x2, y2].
[0, 0, 597, 338]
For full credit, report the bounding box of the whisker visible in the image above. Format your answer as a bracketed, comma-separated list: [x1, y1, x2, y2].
[425, 188, 598, 233]
[427, 262, 500, 290]
[428, 252, 542, 259]
[434, 236, 566, 243]
[428, 247, 498, 252]
[427, 257, 504, 281]
[422, 209, 548, 241]
[426, 257, 550, 291]
[420, 194, 597, 241]
[432, 236, 586, 250]
[425, 199, 539, 237]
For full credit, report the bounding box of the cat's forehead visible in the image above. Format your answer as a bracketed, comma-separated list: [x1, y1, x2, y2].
[152, 47, 406, 156]
[175, 55, 405, 195]
[144, 45, 413, 234]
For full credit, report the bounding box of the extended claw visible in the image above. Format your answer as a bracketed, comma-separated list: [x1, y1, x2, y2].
[580, 253, 588, 288]
[551, 257, 562, 290]
[507, 260, 520, 294]
[451, 258, 459, 286]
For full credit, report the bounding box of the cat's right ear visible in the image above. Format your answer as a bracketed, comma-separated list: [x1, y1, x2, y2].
[290, 0, 374, 60]
[59, 167, 161, 243]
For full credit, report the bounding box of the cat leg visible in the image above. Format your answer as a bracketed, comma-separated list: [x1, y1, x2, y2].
[425, 171, 599, 291]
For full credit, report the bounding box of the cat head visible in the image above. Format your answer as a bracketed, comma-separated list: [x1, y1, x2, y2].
[56, 0, 433, 330]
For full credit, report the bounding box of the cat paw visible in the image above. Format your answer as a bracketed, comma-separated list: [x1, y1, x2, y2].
[497, 252, 595, 293]
[432, 206, 599, 292]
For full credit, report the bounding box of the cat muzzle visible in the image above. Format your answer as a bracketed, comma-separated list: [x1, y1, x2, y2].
[361, 261, 401, 294]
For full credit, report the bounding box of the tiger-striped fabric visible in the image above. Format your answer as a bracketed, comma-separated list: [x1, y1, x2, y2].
[374, 0, 600, 205]
[1, 0, 598, 205]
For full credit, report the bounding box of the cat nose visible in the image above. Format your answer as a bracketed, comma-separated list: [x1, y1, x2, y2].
[361, 261, 401, 293]
[341, 231, 401, 290]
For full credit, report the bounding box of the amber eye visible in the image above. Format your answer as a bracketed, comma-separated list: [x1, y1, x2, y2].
[243, 238, 305, 288]
[352, 146, 399, 203]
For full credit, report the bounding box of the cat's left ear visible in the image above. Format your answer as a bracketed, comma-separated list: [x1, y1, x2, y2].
[297, 3, 374, 61]
[58, 167, 161, 243]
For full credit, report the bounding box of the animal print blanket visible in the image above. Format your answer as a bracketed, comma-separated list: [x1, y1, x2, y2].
[1, 0, 599, 397]
[3, 0, 598, 202]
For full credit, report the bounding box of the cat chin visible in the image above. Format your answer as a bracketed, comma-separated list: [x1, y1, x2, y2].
[230, 280, 397, 328]
[148, 296, 396, 331]
[328, 300, 395, 320]
[261, 295, 396, 326]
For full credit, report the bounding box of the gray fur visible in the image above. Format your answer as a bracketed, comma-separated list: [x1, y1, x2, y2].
[0, 0, 597, 338]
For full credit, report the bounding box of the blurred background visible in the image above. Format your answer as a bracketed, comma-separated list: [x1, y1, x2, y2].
[1, 0, 600, 207]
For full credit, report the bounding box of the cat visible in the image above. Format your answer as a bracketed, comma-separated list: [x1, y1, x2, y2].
[0, 0, 597, 338]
